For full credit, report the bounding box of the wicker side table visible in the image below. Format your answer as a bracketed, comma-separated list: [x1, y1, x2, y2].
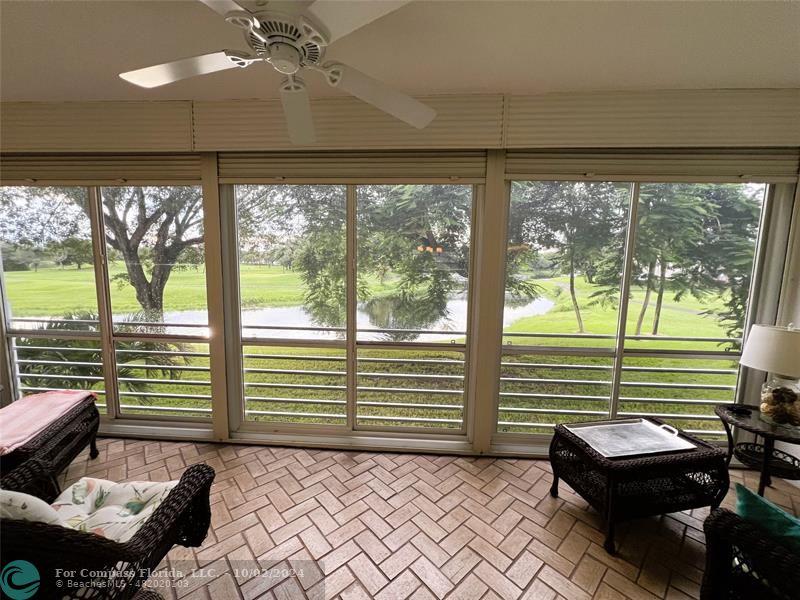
[549, 418, 728, 554]
[715, 404, 800, 496]
[0, 396, 100, 499]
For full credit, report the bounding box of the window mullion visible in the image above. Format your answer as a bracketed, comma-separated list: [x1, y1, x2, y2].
[201, 153, 231, 439]
[346, 184, 357, 432]
[0, 266, 16, 405]
[88, 186, 121, 420]
[471, 150, 508, 452]
[608, 182, 641, 419]
[220, 183, 245, 435]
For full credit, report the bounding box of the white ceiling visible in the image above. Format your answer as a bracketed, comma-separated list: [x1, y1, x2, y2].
[1, 0, 798, 102]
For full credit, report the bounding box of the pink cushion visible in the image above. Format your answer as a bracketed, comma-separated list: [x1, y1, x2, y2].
[0, 390, 95, 455]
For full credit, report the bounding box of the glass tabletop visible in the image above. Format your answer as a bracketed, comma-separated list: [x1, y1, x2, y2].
[715, 404, 800, 443]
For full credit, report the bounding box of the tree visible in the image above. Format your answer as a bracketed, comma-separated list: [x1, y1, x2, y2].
[0, 187, 87, 249]
[0, 186, 206, 319]
[98, 186, 204, 318]
[357, 185, 472, 339]
[631, 184, 708, 335]
[509, 182, 627, 332]
[0, 243, 39, 272]
[237, 184, 349, 328]
[675, 184, 763, 344]
[591, 183, 762, 342]
[53, 237, 94, 270]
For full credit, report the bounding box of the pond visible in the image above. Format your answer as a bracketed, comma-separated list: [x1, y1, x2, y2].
[14, 295, 555, 342]
[158, 295, 555, 342]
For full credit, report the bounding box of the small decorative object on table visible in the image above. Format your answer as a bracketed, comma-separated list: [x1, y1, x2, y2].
[549, 417, 728, 554]
[759, 385, 800, 427]
[739, 323, 800, 427]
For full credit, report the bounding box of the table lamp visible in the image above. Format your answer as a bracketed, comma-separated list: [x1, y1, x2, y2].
[739, 324, 800, 426]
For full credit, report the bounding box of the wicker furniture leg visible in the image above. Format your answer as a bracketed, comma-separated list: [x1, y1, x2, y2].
[90, 434, 99, 459]
[548, 434, 560, 498]
[721, 418, 734, 467]
[604, 476, 617, 554]
[758, 436, 774, 495]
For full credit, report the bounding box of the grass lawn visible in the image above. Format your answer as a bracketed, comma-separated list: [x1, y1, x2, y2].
[3, 263, 308, 316]
[7, 264, 739, 437]
[4, 263, 397, 316]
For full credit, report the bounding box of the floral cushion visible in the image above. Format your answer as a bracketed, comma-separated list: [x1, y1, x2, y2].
[50, 478, 177, 542]
[0, 490, 64, 525]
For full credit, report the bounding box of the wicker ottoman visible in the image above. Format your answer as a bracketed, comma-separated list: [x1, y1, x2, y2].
[0, 395, 100, 499]
[549, 418, 729, 554]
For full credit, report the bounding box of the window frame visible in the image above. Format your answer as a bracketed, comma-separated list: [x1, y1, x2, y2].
[0, 151, 795, 456]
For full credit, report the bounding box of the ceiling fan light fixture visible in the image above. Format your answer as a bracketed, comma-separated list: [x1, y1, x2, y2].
[267, 43, 302, 75]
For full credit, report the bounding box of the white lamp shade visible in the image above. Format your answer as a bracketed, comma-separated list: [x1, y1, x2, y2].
[739, 325, 800, 378]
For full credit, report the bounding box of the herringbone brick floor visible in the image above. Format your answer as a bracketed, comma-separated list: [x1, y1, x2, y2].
[62, 439, 800, 600]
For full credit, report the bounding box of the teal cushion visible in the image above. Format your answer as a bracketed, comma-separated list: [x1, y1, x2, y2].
[735, 483, 800, 550]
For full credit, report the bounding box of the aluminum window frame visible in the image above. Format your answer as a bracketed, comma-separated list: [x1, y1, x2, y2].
[491, 176, 795, 451]
[225, 180, 478, 440]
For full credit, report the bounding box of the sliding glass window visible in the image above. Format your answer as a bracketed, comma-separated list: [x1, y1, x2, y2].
[99, 186, 211, 419]
[0, 186, 108, 411]
[497, 180, 768, 438]
[235, 185, 348, 426]
[356, 185, 473, 431]
[619, 183, 767, 436]
[497, 182, 632, 432]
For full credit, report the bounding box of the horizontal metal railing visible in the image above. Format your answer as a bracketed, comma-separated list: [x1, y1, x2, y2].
[9, 327, 739, 435]
[498, 339, 738, 436]
[11, 336, 212, 418]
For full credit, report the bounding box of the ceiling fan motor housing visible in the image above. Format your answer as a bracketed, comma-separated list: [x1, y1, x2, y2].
[239, 12, 327, 74]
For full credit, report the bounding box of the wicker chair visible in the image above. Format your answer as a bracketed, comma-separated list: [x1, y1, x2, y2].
[1, 459, 215, 600]
[702, 508, 800, 600]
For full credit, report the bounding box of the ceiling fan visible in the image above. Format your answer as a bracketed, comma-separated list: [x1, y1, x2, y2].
[119, 0, 436, 145]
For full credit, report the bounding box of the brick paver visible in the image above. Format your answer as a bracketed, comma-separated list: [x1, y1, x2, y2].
[61, 438, 800, 600]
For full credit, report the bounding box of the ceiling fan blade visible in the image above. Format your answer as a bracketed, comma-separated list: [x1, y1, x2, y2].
[306, 0, 412, 43]
[280, 79, 317, 145]
[119, 51, 244, 88]
[326, 64, 436, 129]
[197, 0, 250, 17]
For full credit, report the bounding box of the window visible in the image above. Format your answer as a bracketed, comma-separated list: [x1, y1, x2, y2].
[0, 187, 108, 411]
[100, 186, 207, 334]
[1, 187, 97, 330]
[236, 185, 347, 424]
[0, 156, 785, 452]
[497, 180, 767, 437]
[618, 183, 767, 436]
[498, 182, 631, 432]
[356, 185, 473, 430]
[100, 186, 211, 419]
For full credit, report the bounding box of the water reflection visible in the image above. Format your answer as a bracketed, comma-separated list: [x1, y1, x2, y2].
[12, 296, 555, 342]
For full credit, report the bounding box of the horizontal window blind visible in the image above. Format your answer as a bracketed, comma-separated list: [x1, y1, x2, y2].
[505, 90, 800, 149]
[0, 102, 193, 153]
[217, 151, 487, 181]
[504, 149, 800, 183]
[194, 95, 504, 151]
[0, 154, 202, 184]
